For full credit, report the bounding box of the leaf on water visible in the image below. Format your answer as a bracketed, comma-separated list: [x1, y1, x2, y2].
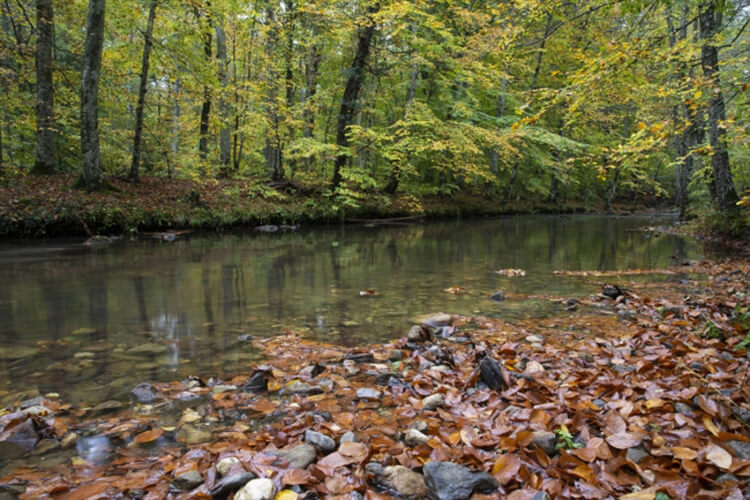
[704, 444, 732, 470]
[133, 428, 164, 444]
[443, 286, 468, 295]
[605, 432, 642, 449]
[491, 453, 521, 485]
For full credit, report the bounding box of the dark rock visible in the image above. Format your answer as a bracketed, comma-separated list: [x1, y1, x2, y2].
[732, 406, 750, 424]
[374, 373, 404, 387]
[130, 383, 158, 404]
[531, 431, 557, 456]
[269, 444, 317, 469]
[242, 370, 269, 393]
[407, 325, 426, 342]
[625, 446, 648, 464]
[422, 462, 498, 500]
[389, 350, 404, 361]
[209, 471, 257, 499]
[727, 440, 750, 460]
[171, 470, 203, 491]
[305, 430, 336, 454]
[602, 285, 623, 299]
[343, 352, 375, 363]
[490, 291, 505, 302]
[381, 465, 427, 498]
[365, 462, 384, 476]
[0, 418, 40, 460]
[688, 362, 704, 372]
[479, 357, 505, 391]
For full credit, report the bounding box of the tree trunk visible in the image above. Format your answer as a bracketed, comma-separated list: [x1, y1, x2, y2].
[531, 12, 553, 90]
[385, 61, 418, 194]
[198, 3, 212, 164]
[698, 0, 739, 211]
[80, 0, 106, 190]
[303, 26, 320, 139]
[33, 0, 55, 175]
[215, 24, 230, 176]
[331, 5, 378, 189]
[264, 7, 283, 182]
[170, 78, 180, 178]
[129, 0, 157, 181]
[490, 79, 509, 175]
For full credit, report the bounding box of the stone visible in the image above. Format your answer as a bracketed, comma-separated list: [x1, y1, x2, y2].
[280, 381, 324, 396]
[130, 383, 158, 404]
[407, 325, 425, 342]
[340, 431, 357, 444]
[417, 313, 452, 328]
[617, 310, 636, 322]
[422, 462, 498, 500]
[732, 406, 750, 424]
[490, 291, 505, 302]
[716, 473, 739, 485]
[381, 465, 427, 498]
[625, 446, 648, 464]
[212, 384, 238, 394]
[403, 429, 429, 447]
[365, 462, 384, 476]
[374, 373, 403, 386]
[242, 371, 269, 393]
[674, 402, 693, 414]
[255, 225, 279, 233]
[269, 444, 317, 469]
[726, 440, 750, 460]
[356, 388, 382, 400]
[60, 432, 78, 449]
[171, 470, 203, 491]
[602, 285, 623, 299]
[176, 424, 212, 445]
[531, 431, 557, 456]
[421, 394, 444, 411]
[479, 357, 505, 391]
[343, 352, 375, 363]
[305, 430, 336, 453]
[209, 472, 257, 498]
[389, 350, 404, 361]
[408, 420, 428, 433]
[127, 342, 167, 355]
[525, 335, 543, 343]
[611, 364, 636, 374]
[235, 478, 277, 500]
[20, 405, 53, 417]
[31, 438, 59, 455]
[91, 400, 123, 414]
[217, 456, 241, 476]
[0, 419, 39, 460]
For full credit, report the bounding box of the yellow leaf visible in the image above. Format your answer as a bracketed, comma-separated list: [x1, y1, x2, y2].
[694, 90, 702, 99]
[703, 416, 720, 437]
[637, 122, 647, 131]
[276, 490, 298, 500]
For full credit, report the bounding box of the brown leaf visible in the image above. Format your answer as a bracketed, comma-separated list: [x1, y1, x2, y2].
[492, 453, 521, 485]
[605, 432, 642, 450]
[704, 444, 732, 470]
[133, 428, 164, 444]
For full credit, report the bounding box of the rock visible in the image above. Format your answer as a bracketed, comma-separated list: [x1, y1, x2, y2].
[625, 446, 648, 464]
[479, 357, 505, 391]
[490, 291, 505, 302]
[91, 400, 123, 414]
[343, 352, 375, 363]
[127, 343, 167, 356]
[20, 405, 53, 417]
[130, 383, 157, 404]
[531, 431, 557, 456]
[171, 470, 203, 491]
[408, 420, 428, 433]
[417, 313, 452, 328]
[421, 394, 444, 411]
[305, 430, 336, 453]
[60, 432, 78, 449]
[611, 364, 636, 374]
[217, 456, 241, 476]
[434, 326, 455, 338]
[83, 235, 114, 247]
[270, 444, 317, 469]
[209, 472, 257, 498]
[732, 406, 750, 424]
[727, 440, 750, 460]
[389, 350, 404, 361]
[235, 478, 277, 500]
[602, 285, 623, 299]
[592, 399, 605, 408]
[422, 462, 498, 500]
[340, 431, 357, 444]
[674, 402, 693, 414]
[0, 419, 39, 460]
[365, 462, 384, 476]
[403, 429, 429, 447]
[0, 479, 26, 497]
[255, 225, 279, 233]
[280, 381, 324, 396]
[176, 424, 212, 445]
[531, 493, 550, 500]
[525, 335, 543, 344]
[242, 371, 269, 393]
[356, 388, 382, 400]
[716, 473, 739, 485]
[407, 325, 425, 342]
[212, 384, 238, 394]
[374, 373, 403, 386]
[617, 310, 636, 322]
[31, 438, 59, 455]
[381, 465, 427, 497]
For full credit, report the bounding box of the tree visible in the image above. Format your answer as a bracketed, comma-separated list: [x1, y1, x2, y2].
[33, 0, 55, 175]
[129, 0, 158, 182]
[80, 0, 106, 190]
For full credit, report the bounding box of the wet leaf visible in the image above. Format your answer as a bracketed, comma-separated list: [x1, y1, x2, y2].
[605, 432, 642, 449]
[133, 428, 163, 444]
[492, 453, 521, 485]
[704, 444, 732, 470]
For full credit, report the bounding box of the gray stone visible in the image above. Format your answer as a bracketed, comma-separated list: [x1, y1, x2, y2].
[732, 407, 750, 424]
[305, 430, 336, 453]
[531, 493, 550, 500]
[716, 473, 739, 485]
[209, 472, 257, 498]
[592, 399, 605, 408]
[235, 478, 276, 500]
[31, 438, 59, 456]
[408, 420, 428, 433]
[625, 446, 648, 464]
[216, 456, 241, 476]
[421, 394, 444, 411]
[617, 310, 636, 322]
[727, 440, 750, 460]
[91, 400, 123, 414]
[382, 465, 427, 498]
[611, 364, 636, 374]
[356, 388, 382, 400]
[403, 428, 429, 447]
[479, 357, 505, 391]
[280, 381, 324, 396]
[365, 462, 384, 476]
[389, 350, 404, 361]
[212, 384, 238, 394]
[256, 225, 279, 233]
[417, 313, 452, 328]
[0, 419, 39, 460]
[531, 431, 557, 456]
[674, 402, 693, 414]
[423, 462, 498, 500]
[407, 325, 424, 342]
[340, 431, 357, 443]
[270, 444, 317, 469]
[171, 470, 203, 491]
[130, 383, 158, 404]
[490, 291, 505, 302]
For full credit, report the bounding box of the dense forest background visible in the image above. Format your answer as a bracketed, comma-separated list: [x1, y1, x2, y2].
[0, 0, 748, 221]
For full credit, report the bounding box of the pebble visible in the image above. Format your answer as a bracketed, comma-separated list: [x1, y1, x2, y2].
[625, 446, 648, 464]
[171, 470, 203, 491]
[340, 431, 357, 443]
[403, 428, 429, 447]
[423, 462, 498, 500]
[235, 478, 277, 500]
[531, 431, 557, 456]
[381, 465, 427, 497]
[356, 388, 382, 400]
[421, 394, 444, 410]
[305, 430, 336, 453]
[216, 456, 241, 476]
[407, 325, 424, 342]
[269, 444, 317, 469]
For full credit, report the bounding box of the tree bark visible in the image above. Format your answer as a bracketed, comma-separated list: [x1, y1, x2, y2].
[198, 3, 212, 164]
[33, 0, 55, 175]
[303, 25, 320, 139]
[170, 78, 180, 178]
[331, 4, 378, 189]
[215, 24, 230, 176]
[385, 61, 418, 194]
[80, 0, 106, 190]
[698, 0, 739, 211]
[129, 0, 157, 181]
[264, 7, 283, 182]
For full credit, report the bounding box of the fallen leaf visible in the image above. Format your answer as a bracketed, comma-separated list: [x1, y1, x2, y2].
[605, 432, 643, 450]
[704, 443, 732, 470]
[492, 453, 521, 485]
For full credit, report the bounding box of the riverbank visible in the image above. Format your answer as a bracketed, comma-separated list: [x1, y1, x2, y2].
[1, 258, 748, 498]
[0, 174, 660, 238]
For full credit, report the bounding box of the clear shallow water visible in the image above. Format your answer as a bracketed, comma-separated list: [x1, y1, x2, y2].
[0, 215, 702, 405]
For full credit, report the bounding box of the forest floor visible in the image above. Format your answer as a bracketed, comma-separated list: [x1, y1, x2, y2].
[0, 258, 749, 499]
[0, 174, 657, 238]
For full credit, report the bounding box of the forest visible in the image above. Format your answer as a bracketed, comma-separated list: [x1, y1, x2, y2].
[0, 0, 748, 237]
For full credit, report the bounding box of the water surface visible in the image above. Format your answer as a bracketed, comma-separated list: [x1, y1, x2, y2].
[0, 215, 702, 405]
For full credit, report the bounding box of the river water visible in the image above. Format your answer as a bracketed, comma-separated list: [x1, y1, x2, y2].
[0, 215, 702, 405]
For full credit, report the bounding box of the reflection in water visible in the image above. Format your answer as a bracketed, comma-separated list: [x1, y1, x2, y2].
[0, 215, 703, 404]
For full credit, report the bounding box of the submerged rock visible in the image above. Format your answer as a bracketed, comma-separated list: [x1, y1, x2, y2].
[422, 462, 498, 500]
[176, 424, 212, 445]
[490, 290, 505, 302]
[255, 225, 279, 233]
[130, 383, 157, 404]
[416, 313, 452, 328]
[280, 381, 324, 396]
[0, 418, 40, 460]
[171, 470, 203, 491]
[305, 430, 336, 453]
[381, 465, 427, 497]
